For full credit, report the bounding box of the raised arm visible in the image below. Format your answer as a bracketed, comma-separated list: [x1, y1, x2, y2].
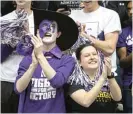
[105, 57, 122, 101]
[80, 11, 121, 56]
[31, 35, 75, 88]
[81, 29, 119, 56]
[70, 68, 107, 108]
[15, 52, 38, 93]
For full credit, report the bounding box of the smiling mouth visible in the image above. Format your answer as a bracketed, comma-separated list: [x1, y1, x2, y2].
[89, 61, 97, 64]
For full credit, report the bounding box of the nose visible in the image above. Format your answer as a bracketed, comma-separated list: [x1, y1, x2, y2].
[47, 26, 51, 32]
[90, 54, 94, 59]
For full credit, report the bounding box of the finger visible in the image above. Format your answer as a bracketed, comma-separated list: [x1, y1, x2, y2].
[32, 50, 34, 57]
[104, 57, 111, 63]
[105, 59, 111, 69]
[105, 58, 111, 68]
[36, 33, 42, 42]
[31, 35, 39, 43]
[81, 32, 89, 39]
[36, 30, 42, 42]
[31, 35, 36, 42]
[33, 35, 40, 43]
[104, 58, 112, 75]
[31, 38, 36, 46]
[102, 64, 107, 78]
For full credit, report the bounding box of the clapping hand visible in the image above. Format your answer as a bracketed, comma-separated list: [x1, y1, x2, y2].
[101, 63, 108, 80]
[104, 56, 112, 76]
[78, 23, 95, 43]
[31, 50, 38, 66]
[76, 22, 88, 38]
[31, 34, 44, 58]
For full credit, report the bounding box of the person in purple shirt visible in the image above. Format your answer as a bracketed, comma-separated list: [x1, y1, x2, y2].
[117, 1, 132, 113]
[14, 9, 78, 113]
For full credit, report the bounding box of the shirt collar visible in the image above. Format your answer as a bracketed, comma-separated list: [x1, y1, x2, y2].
[43, 45, 62, 59]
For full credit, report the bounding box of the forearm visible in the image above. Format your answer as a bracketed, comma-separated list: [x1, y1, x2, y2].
[120, 53, 132, 68]
[108, 78, 122, 101]
[83, 77, 105, 107]
[92, 38, 115, 56]
[37, 54, 56, 80]
[16, 64, 37, 93]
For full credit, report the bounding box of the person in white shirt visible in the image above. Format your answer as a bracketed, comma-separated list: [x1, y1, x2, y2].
[69, 0, 121, 77]
[66, 1, 122, 112]
[0, 0, 34, 113]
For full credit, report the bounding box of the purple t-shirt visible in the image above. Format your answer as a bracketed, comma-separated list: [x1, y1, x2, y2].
[117, 26, 132, 86]
[14, 46, 75, 113]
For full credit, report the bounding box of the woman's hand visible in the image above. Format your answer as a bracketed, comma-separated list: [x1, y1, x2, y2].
[31, 35, 44, 57]
[104, 56, 112, 76]
[101, 63, 108, 80]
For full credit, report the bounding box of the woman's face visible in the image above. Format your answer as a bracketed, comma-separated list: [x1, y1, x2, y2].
[80, 46, 99, 70]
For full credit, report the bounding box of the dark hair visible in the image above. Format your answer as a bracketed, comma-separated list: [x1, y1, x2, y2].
[76, 43, 94, 60]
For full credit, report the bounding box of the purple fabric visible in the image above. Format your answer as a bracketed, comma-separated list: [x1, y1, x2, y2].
[0, 9, 28, 48]
[16, 35, 33, 56]
[117, 26, 132, 86]
[14, 46, 75, 113]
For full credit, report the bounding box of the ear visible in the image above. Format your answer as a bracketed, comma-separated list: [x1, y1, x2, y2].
[56, 32, 62, 39]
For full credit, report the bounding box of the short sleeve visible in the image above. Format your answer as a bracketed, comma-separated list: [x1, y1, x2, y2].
[104, 10, 121, 35]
